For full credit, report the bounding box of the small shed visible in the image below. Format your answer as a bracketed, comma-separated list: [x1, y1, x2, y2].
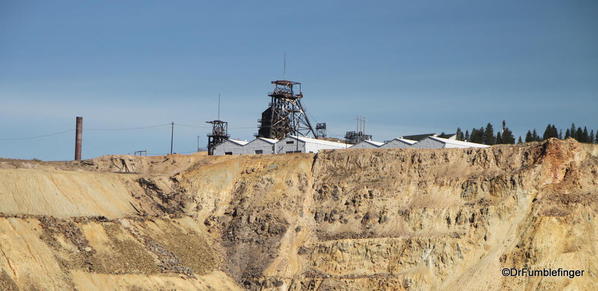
[350, 140, 384, 149]
[411, 136, 489, 149]
[212, 139, 249, 156]
[276, 136, 348, 154]
[244, 137, 278, 155]
[380, 138, 417, 149]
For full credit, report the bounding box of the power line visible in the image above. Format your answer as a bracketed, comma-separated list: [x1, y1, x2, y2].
[87, 123, 171, 131]
[0, 129, 74, 141]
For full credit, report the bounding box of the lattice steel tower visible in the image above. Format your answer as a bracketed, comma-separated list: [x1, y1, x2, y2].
[258, 80, 316, 139]
[206, 94, 230, 155]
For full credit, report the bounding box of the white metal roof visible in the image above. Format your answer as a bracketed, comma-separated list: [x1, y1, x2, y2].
[359, 140, 384, 147]
[258, 137, 278, 144]
[287, 135, 349, 148]
[246, 137, 278, 145]
[227, 139, 249, 146]
[390, 138, 417, 145]
[428, 136, 489, 148]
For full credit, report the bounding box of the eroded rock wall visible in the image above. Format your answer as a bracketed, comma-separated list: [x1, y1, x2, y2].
[0, 139, 596, 290]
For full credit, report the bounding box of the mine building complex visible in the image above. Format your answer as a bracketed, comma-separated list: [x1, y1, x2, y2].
[208, 79, 488, 156]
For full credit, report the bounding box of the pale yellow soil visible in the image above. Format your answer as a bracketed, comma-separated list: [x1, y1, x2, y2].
[0, 139, 596, 290]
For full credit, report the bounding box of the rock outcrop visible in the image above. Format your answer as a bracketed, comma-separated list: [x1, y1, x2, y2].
[0, 139, 596, 290]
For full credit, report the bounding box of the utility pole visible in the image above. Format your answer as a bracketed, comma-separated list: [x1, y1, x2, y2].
[74, 116, 83, 160]
[170, 122, 174, 154]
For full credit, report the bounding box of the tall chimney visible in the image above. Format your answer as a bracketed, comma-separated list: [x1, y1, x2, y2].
[75, 116, 83, 161]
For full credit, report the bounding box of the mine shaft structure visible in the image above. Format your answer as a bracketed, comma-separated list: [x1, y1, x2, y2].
[206, 94, 229, 155]
[206, 120, 229, 155]
[258, 80, 317, 139]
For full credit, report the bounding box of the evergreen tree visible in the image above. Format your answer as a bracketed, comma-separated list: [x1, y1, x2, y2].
[517, 136, 523, 144]
[502, 127, 515, 144]
[543, 124, 559, 140]
[483, 123, 495, 145]
[532, 129, 540, 141]
[525, 130, 533, 143]
[456, 128, 464, 141]
[570, 123, 577, 140]
[543, 124, 551, 140]
[565, 129, 571, 139]
[496, 131, 503, 144]
[470, 127, 484, 144]
[590, 130, 595, 143]
[559, 129, 563, 139]
[575, 128, 583, 142]
[465, 130, 470, 141]
[582, 127, 589, 143]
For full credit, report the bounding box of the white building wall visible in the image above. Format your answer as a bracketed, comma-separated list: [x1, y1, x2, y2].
[244, 139, 276, 154]
[380, 139, 413, 149]
[213, 140, 248, 155]
[276, 137, 306, 154]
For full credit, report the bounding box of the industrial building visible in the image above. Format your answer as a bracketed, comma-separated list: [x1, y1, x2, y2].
[350, 140, 384, 149]
[212, 139, 249, 155]
[244, 137, 278, 155]
[380, 138, 417, 149]
[276, 136, 348, 154]
[411, 136, 489, 149]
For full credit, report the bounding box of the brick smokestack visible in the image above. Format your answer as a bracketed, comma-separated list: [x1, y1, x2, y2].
[75, 116, 83, 161]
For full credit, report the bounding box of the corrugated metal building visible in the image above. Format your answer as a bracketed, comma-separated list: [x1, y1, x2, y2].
[380, 138, 417, 149]
[411, 136, 489, 149]
[350, 140, 384, 149]
[212, 139, 249, 155]
[244, 137, 278, 155]
[276, 136, 348, 154]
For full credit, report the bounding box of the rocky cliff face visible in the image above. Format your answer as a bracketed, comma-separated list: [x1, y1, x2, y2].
[0, 139, 596, 290]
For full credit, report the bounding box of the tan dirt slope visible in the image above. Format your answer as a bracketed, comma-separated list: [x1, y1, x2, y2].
[0, 139, 596, 290]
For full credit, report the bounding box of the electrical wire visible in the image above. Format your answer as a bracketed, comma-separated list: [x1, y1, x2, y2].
[0, 129, 74, 141]
[87, 123, 171, 131]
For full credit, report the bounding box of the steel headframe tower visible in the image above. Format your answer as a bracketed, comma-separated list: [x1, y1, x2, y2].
[258, 80, 316, 139]
[206, 120, 229, 155]
[206, 94, 229, 155]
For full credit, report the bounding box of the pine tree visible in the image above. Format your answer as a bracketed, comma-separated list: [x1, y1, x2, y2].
[575, 128, 583, 142]
[570, 123, 577, 140]
[517, 136, 523, 144]
[565, 129, 571, 139]
[582, 127, 589, 143]
[525, 130, 533, 143]
[484, 123, 495, 145]
[502, 127, 515, 144]
[543, 124, 559, 140]
[559, 129, 563, 139]
[496, 131, 502, 144]
[543, 124, 551, 140]
[532, 129, 539, 141]
[590, 130, 595, 143]
[465, 130, 470, 141]
[470, 128, 484, 144]
[456, 128, 464, 141]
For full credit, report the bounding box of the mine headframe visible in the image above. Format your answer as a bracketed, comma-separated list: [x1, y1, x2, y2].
[206, 119, 229, 155]
[258, 80, 317, 140]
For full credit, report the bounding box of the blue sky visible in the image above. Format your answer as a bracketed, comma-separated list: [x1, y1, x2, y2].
[1, 0, 597, 160]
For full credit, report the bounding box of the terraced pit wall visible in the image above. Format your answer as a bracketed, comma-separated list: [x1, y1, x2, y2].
[0, 139, 596, 290]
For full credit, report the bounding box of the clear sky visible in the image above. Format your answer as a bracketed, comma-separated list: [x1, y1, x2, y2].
[1, 0, 597, 160]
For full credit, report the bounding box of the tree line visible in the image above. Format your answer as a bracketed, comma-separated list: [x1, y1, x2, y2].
[454, 121, 597, 145]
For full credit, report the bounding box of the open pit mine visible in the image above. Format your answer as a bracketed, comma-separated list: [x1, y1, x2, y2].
[0, 139, 596, 290]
